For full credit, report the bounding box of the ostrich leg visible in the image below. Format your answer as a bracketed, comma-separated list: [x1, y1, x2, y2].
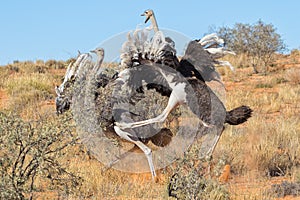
[114, 126, 157, 180]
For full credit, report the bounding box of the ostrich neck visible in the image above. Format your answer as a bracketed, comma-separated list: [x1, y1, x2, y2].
[150, 14, 159, 32]
[95, 57, 103, 68]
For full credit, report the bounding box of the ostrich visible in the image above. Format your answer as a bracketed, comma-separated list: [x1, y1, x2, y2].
[116, 30, 252, 158]
[116, 10, 252, 158]
[55, 10, 252, 180]
[55, 52, 93, 114]
[116, 26, 252, 176]
[56, 47, 175, 179]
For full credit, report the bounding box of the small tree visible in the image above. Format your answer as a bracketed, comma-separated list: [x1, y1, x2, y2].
[217, 20, 286, 74]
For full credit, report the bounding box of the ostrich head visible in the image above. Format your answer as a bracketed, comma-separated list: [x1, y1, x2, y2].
[55, 95, 70, 115]
[141, 9, 154, 23]
[55, 48, 105, 115]
[141, 9, 159, 32]
[90, 47, 104, 58]
[90, 47, 105, 69]
[55, 85, 71, 115]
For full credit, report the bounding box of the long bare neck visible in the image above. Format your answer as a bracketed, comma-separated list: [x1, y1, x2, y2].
[95, 56, 104, 69]
[151, 13, 159, 32]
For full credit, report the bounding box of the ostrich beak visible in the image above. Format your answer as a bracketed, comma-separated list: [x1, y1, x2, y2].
[90, 50, 96, 53]
[141, 12, 150, 23]
[144, 16, 150, 23]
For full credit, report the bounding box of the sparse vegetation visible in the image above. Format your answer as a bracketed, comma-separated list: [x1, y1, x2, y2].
[0, 48, 299, 199]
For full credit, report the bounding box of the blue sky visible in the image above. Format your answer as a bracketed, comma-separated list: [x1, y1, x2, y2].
[1, 0, 299, 65]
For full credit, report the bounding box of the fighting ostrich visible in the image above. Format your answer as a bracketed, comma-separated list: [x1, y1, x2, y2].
[55, 47, 176, 178]
[116, 10, 252, 155]
[55, 51, 93, 114]
[55, 10, 252, 180]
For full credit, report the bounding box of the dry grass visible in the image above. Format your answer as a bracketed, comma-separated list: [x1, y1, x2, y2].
[3, 74, 54, 119]
[65, 156, 168, 199]
[0, 51, 300, 199]
[212, 59, 300, 199]
[0, 60, 64, 116]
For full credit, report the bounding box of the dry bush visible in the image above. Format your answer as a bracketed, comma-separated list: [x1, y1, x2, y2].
[11, 61, 48, 74]
[45, 59, 66, 69]
[168, 171, 229, 200]
[290, 49, 300, 57]
[255, 82, 274, 89]
[270, 181, 300, 198]
[0, 111, 81, 199]
[167, 146, 230, 200]
[285, 68, 300, 84]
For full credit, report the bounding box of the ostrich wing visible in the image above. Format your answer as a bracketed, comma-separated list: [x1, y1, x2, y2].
[178, 40, 221, 82]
